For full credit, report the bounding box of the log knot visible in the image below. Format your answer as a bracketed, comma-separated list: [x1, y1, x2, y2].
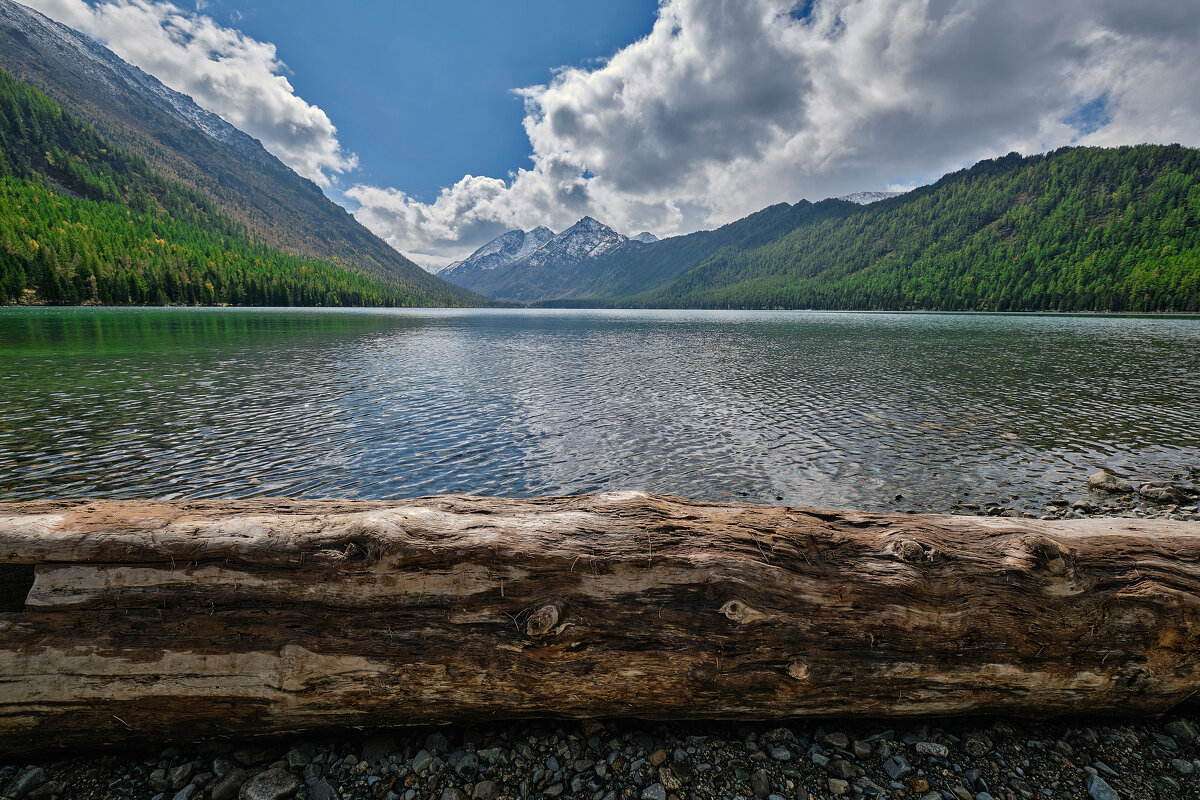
[1022, 534, 1072, 577]
[719, 600, 769, 625]
[525, 603, 560, 638]
[786, 660, 810, 681]
[893, 539, 937, 564]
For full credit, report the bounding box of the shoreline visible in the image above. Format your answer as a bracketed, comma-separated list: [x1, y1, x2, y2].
[4, 304, 1200, 317]
[3, 709, 1197, 800]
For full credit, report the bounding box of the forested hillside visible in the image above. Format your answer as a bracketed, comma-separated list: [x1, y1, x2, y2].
[621, 146, 1200, 311]
[0, 0, 480, 305]
[0, 69, 452, 306]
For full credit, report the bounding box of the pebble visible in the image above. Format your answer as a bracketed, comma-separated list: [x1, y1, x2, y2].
[1086, 773, 1120, 800]
[210, 767, 248, 800]
[168, 763, 194, 790]
[823, 732, 850, 750]
[452, 751, 478, 778]
[883, 755, 913, 780]
[1088, 470, 1134, 493]
[827, 777, 850, 795]
[915, 741, 949, 758]
[237, 767, 300, 800]
[308, 780, 337, 800]
[411, 750, 433, 773]
[640, 783, 666, 800]
[750, 767, 771, 798]
[1167, 720, 1199, 745]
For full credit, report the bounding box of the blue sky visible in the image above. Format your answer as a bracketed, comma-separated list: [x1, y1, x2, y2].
[197, 0, 659, 202]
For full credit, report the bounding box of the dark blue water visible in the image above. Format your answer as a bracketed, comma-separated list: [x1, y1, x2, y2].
[1, 308, 1197, 512]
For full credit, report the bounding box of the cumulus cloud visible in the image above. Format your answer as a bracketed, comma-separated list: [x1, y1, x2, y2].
[348, 0, 1200, 267]
[24, 0, 356, 186]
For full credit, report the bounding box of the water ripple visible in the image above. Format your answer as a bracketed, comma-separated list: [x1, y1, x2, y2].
[1, 307, 1198, 512]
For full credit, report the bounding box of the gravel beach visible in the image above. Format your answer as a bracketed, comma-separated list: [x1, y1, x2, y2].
[3, 713, 1199, 800]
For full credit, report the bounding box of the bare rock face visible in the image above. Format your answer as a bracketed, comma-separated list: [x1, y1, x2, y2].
[1088, 470, 1133, 493]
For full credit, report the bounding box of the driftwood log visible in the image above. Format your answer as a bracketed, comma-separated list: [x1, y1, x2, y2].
[1, 492, 1199, 755]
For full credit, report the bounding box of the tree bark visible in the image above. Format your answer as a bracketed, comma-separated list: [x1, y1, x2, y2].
[0, 492, 1198, 755]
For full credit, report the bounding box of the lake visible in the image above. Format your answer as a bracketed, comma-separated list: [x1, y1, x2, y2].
[1, 307, 1197, 513]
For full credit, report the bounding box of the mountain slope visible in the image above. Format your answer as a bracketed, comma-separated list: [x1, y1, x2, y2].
[627, 146, 1200, 312]
[0, 0, 480, 306]
[0, 68, 424, 305]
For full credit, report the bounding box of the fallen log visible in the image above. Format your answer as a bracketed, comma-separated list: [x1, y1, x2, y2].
[0, 492, 1199, 755]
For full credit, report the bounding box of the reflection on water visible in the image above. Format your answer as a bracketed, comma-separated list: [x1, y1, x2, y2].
[1, 307, 1198, 511]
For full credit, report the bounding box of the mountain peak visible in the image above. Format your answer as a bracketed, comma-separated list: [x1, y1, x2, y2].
[837, 190, 904, 205]
[568, 216, 609, 231]
[632, 231, 659, 243]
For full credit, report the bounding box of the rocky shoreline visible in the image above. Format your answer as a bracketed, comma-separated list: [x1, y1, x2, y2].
[3, 713, 1198, 800]
[3, 471, 1199, 800]
[947, 468, 1200, 523]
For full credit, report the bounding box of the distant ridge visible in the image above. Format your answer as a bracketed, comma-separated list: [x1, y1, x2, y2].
[0, 0, 481, 306]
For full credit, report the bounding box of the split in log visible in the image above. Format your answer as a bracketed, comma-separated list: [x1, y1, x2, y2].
[0, 492, 1199, 756]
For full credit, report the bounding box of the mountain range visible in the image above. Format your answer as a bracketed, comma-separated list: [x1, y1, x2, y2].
[440, 217, 658, 302]
[441, 194, 905, 304]
[0, 0, 480, 306]
[436, 147, 1199, 312]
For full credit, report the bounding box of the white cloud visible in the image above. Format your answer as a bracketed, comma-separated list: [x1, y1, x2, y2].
[23, 0, 356, 186]
[347, 0, 1200, 267]
[23, 0, 1200, 267]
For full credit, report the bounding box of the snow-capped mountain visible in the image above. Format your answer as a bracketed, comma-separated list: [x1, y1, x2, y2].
[440, 217, 654, 301]
[837, 191, 904, 204]
[516, 217, 629, 270]
[441, 226, 555, 277]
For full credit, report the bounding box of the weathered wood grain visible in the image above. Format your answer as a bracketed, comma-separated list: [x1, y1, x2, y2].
[0, 492, 1198, 755]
